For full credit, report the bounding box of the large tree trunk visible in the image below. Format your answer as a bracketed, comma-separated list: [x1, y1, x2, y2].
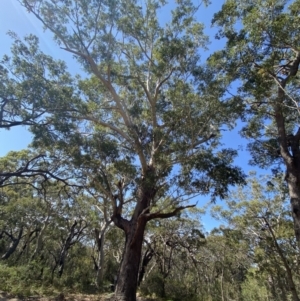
[286, 169, 300, 249]
[111, 167, 192, 301]
[114, 216, 147, 301]
[274, 86, 300, 249]
[112, 169, 156, 301]
[278, 134, 300, 249]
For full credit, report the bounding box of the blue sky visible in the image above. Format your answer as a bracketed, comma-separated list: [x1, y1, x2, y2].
[0, 0, 258, 231]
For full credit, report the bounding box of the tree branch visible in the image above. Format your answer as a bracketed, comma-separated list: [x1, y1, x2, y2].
[145, 204, 196, 221]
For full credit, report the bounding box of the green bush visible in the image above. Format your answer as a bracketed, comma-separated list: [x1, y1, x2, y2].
[139, 272, 200, 301]
[0, 264, 38, 296]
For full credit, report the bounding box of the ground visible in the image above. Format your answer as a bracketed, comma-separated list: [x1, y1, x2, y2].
[0, 291, 153, 301]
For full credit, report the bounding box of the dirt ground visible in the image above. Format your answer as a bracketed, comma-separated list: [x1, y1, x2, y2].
[0, 292, 112, 301]
[0, 291, 153, 301]
[0, 291, 102, 301]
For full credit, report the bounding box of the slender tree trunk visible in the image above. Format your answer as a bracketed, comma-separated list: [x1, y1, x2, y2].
[58, 220, 78, 277]
[138, 248, 154, 286]
[31, 217, 49, 260]
[220, 268, 225, 301]
[276, 271, 288, 301]
[268, 273, 278, 301]
[2, 228, 23, 260]
[96, 244, 104, 287]
[161, 280, 166, 299]
[94, 227, 107, 288]
[99, 234, 105, 286]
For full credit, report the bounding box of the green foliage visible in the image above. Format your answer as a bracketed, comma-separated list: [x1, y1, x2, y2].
[241, 271, 269, 301]
[0, 263, 54, 297]
[210, 0, 300, 172]
[212, 173, 300, 300]
[0, 33, 79, 134]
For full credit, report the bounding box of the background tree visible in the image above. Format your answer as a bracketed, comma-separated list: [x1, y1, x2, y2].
[212, 173, 300, 301]
[139, 210, 206, 300]
[210, 0, 300, 246]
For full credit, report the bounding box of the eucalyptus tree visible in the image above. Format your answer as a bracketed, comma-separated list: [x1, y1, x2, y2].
[210, 0, 300, 246]
[212, 174, 300, 301]
[7, 1, 247, 300]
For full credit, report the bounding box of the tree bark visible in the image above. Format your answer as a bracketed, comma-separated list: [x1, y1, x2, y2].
[285, 158, 300, 248]
[277, 130, 300, 249]
[114, 216, 147, 301]
[111, 166, 157, 301]
[111, 166, 193, 301]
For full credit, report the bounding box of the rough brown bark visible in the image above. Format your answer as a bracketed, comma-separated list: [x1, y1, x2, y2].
[111, 166, 194, 301]
[114, 218, 147, 301]
[112, 168, 156, 301]
[288, 181, 300, 248]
